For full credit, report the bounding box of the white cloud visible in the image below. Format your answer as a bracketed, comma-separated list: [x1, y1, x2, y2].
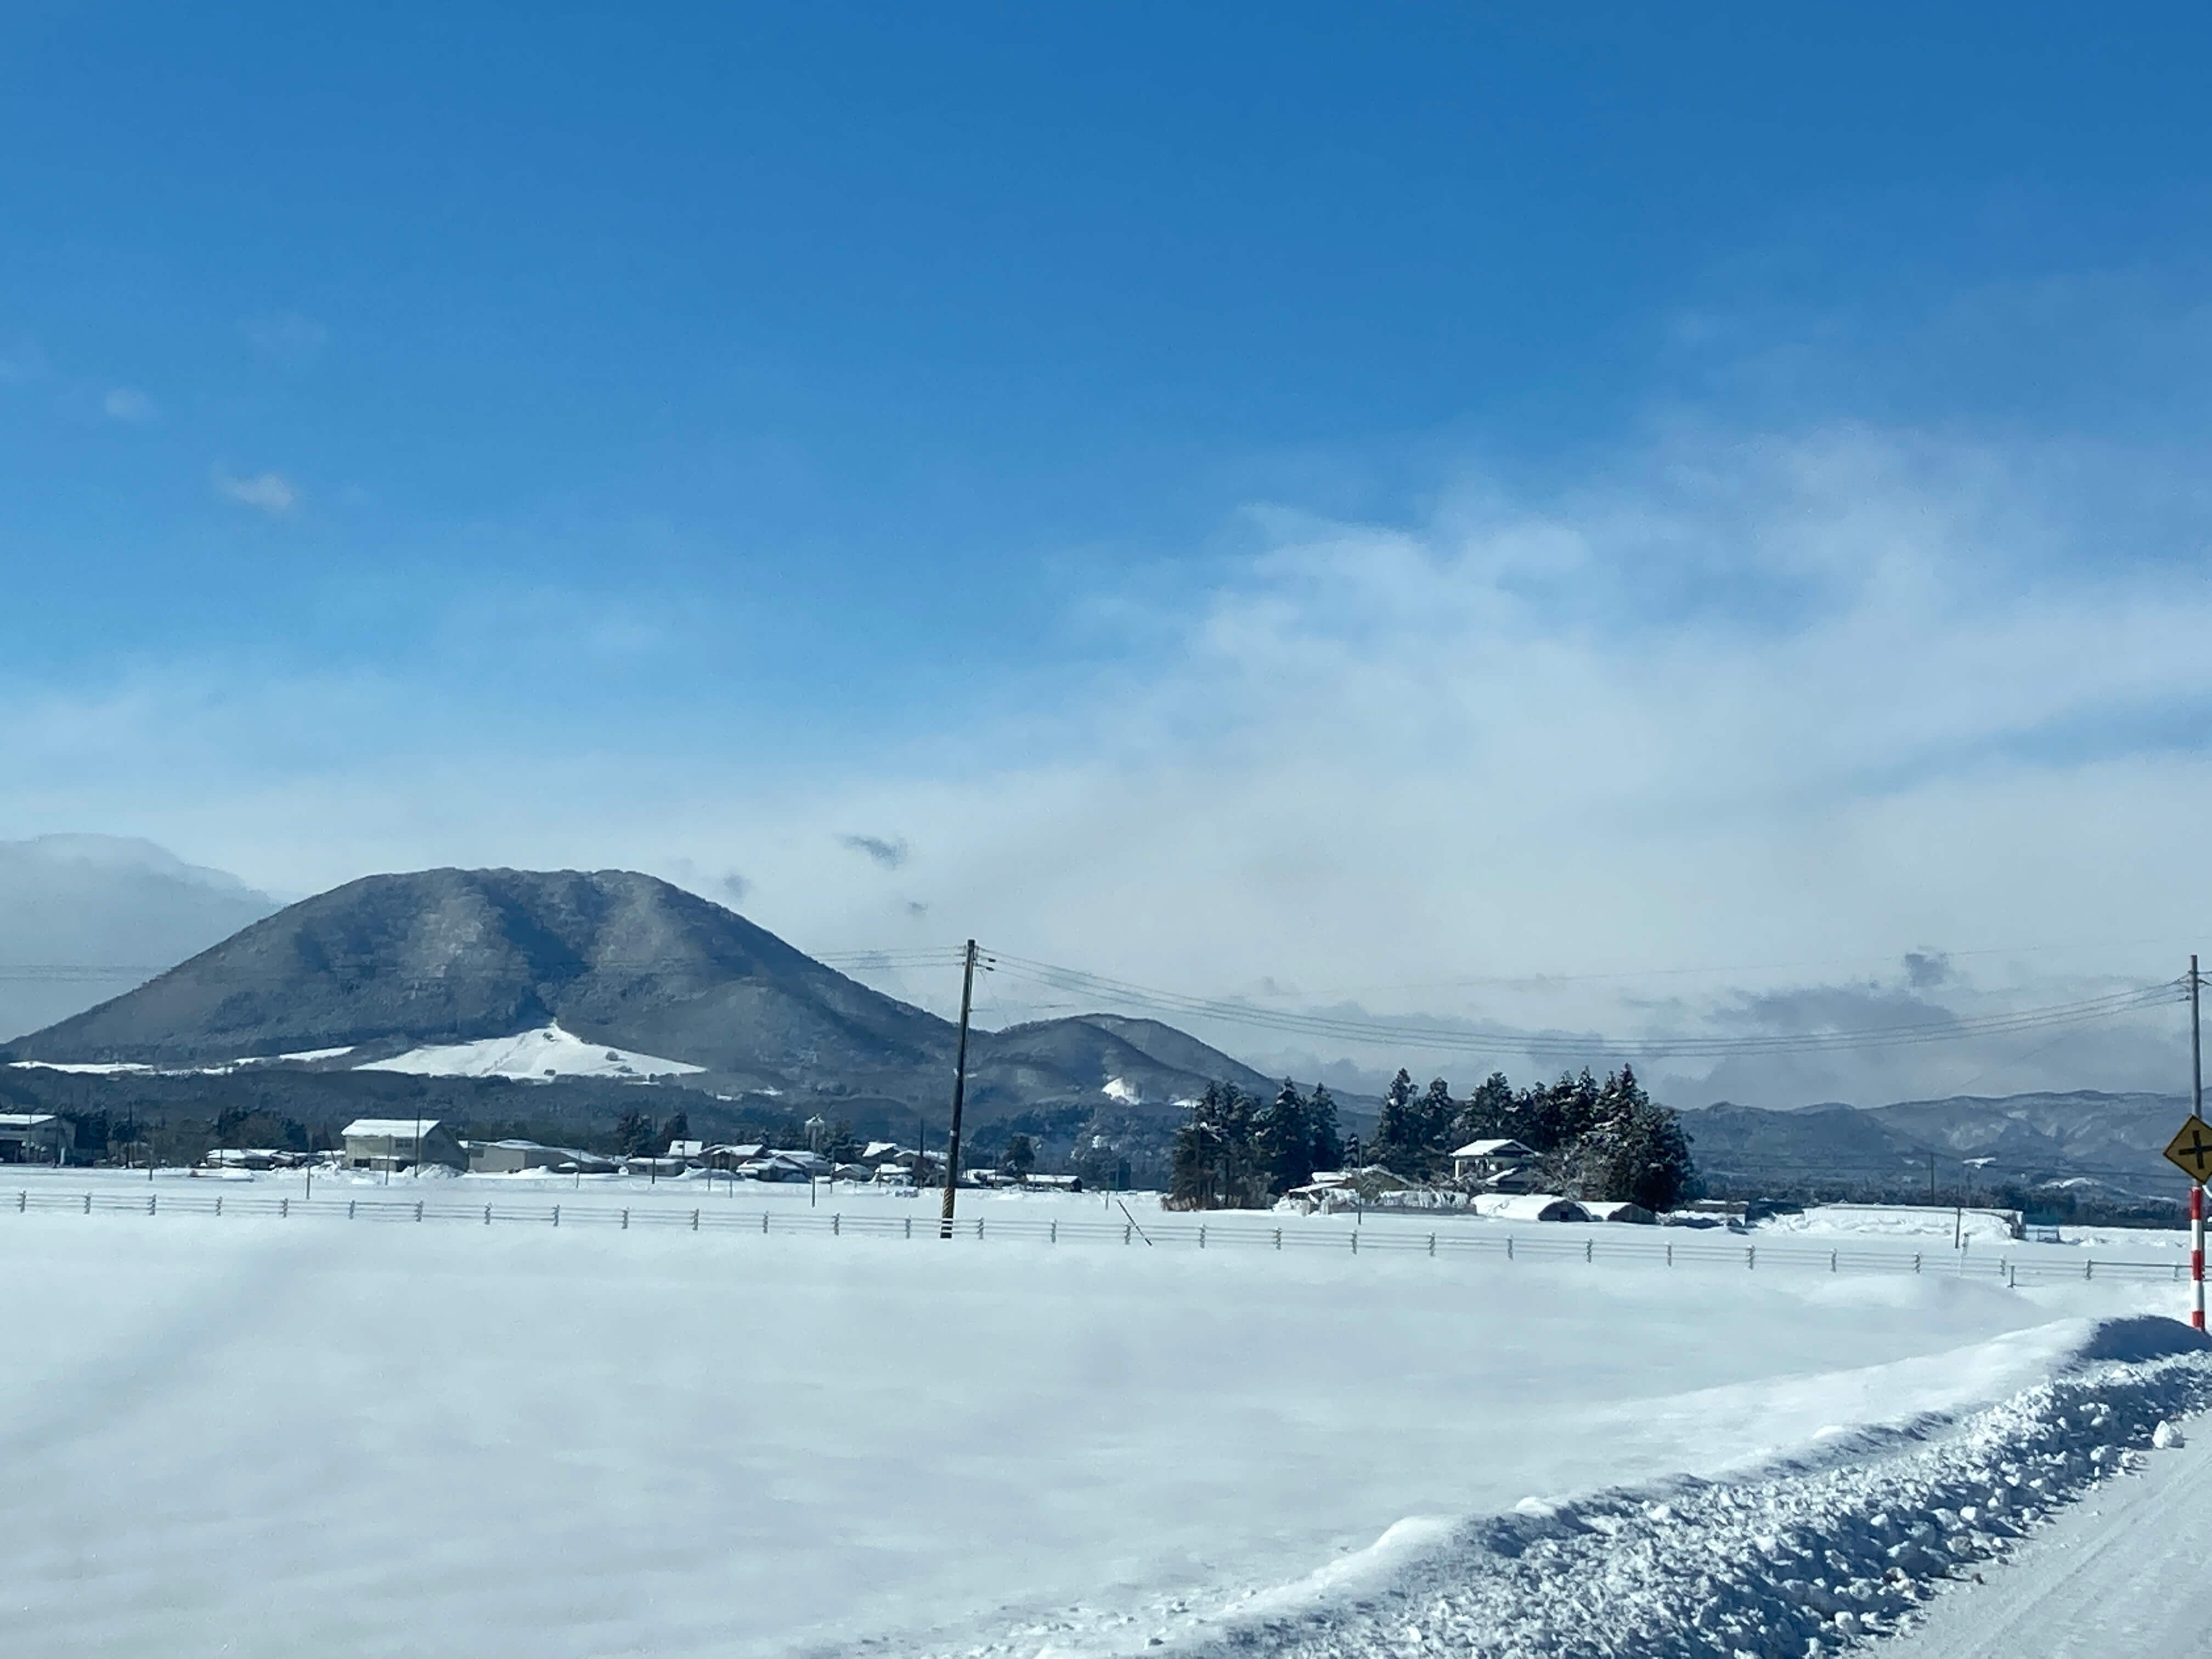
[9, 418, 2212, 1105]
[102, 387, 157, 422]
[212, 469, 298, 515]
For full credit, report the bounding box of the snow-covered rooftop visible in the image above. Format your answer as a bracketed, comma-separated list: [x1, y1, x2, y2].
[341, 1118, 446, 1139]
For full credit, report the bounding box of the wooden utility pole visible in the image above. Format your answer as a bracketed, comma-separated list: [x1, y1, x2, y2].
[939, 940, 978, 1239]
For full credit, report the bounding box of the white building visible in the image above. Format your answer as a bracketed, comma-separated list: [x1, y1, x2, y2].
[340, 1118, 465, 1174]
[0, 1113, 74, 1165]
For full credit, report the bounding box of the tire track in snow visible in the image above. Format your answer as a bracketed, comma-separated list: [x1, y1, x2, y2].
[1879, 1419, 2212, 1656]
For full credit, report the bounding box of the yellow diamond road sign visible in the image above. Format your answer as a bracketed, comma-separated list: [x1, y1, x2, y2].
[2166, 1115, 2212, 1183]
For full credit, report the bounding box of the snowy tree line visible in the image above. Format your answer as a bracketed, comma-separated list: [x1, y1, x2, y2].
[1169, 1065, 1695, 1212]
[1164, 1081, 1345, 1210]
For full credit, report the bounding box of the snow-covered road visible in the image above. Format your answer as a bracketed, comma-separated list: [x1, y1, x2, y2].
[1884, 1419, 2212, 1657]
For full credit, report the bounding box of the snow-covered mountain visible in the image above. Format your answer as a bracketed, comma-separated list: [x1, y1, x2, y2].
[1680, 1090, 2192, 1205]
[4, 866, 1268, 1125]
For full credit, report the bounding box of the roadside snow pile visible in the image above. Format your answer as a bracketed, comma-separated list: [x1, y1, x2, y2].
[354, 1022, 704, 1081]
[1760, 1205, 2021, 1245]
[1036, 1316, 2212, 1659]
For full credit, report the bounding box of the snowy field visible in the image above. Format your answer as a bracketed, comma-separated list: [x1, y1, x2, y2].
[5, 1169, 2211, 1657]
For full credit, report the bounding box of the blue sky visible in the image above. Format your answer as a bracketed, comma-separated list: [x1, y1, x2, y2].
[7, 2, 2212, 1100]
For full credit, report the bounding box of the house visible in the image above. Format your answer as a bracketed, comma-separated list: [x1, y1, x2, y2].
[1449, 1138, 1536, 1181]
[703, 1143, 767, 1172]
[1482, 1164, 1549, 1195]
[1472, 1193, 1590, 1223]
[1021, 1172, 1082, 1192]
[340, 1118, 466, 1173]
[667, 1138, 704, 1161]
[0, 1113, 75, 1165]
[467, 1139, 566, 1174]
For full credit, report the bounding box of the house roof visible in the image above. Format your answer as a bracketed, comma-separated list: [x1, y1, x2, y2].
[341, 1118, 445, 1138]
[1449, 1138, 1534, 1159]
[0, 1113, 60, 1128]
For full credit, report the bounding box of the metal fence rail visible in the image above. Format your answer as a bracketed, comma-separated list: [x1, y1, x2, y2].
[5, 1186, 2192, 1287]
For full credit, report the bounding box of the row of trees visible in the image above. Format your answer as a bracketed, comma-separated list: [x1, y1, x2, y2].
[1166, 1081, 1344, 1209]
[1170, 1066, 1695, 1212]
[1369, 1064, 1696, 1211]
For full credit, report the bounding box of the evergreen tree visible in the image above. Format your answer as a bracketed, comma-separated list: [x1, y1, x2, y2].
[1003, 1132, 1037, 1177]
[614, 1108, 656, 1156]
[656, 1110, 692, 1155]
[1371, 1068, 1426, 1176]
[1455, 1072, 1515, 1143]
[1255, 1080, 1314, 1197]
[1419, 1077, 1455, 1163]
[1307, 1084, 1344, 1171]
[1168, 1081, 1268, 1209]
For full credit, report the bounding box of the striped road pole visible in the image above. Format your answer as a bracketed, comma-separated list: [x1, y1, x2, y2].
[2193, 1182, 2205, 1332]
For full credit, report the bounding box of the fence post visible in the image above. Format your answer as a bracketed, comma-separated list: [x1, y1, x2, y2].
[281, 1197, 289, 1218]
[17, 1191, 24, 1212]
[216, 1195, 222, 1217]
[83, 1192, 91, 1214]
[150, 1194, 157, 1215]
[905, 1215, 913, 1239]
[1274, 1227, 1282, 1250]
[1199, 1224, 1206, 1250]
[1830, 1250, 1837, 1273]
[1429, 1233, 1436, 1257]
[1585, 1238, 1593, 1263]
[2086, 1259, 2094, 1281]
[2010, 1263, 2018, 1288]
[553, 1205, 560, 1228]
[621, 1208, 629, 1230]
[833, 1213, 840, 1236]
[1914, 1252, 1921, 1273]
[485, 1204, 492, 1226]
[761, 1211, 769, 1233]
[1124, 1221, 1132, 1244]
[1351, 1229, 1358, 1255]
[1666, 1242, 1673, 1266]
[692, 1209, 699, 1232]
[1747, 1245, 1755, 1270]
[414, 1200, 422, 1222]
[348, 1199, 356, 1219]
[976, 1216, 984, 1239]
[1049, 1220, 1057, 1243]
[1506, 1235, 1514, 1261]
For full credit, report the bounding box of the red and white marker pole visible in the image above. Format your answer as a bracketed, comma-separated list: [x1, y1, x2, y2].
[2193, 1183, 2205, 1332]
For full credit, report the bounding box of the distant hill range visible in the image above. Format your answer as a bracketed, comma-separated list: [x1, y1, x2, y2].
[3, 864, 2192, 1206]
[1679, 1091, 2192, 1209]
[4, 868, 1274, 1136]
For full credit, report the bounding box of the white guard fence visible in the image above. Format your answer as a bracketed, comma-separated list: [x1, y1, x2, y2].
[0, 1185, 2182, 1289]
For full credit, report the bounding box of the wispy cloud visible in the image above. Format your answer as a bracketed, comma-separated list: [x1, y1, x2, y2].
[0, 336, 48, 384]
[102, 387, 157, 422]
[212, 469, 298, 515]
[241, 312, 327, 371]
[839, 833, 909, 869]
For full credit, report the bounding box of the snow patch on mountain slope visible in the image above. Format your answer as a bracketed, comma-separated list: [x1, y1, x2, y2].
[353, 1022, 704, 1081]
